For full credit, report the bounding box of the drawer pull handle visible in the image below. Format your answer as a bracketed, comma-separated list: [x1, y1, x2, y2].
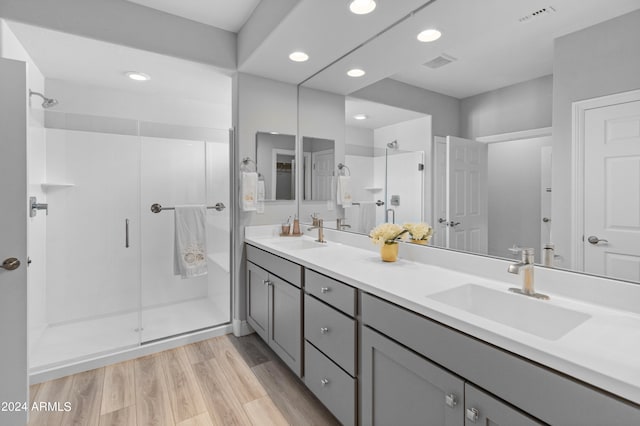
[466, 408, 479, 423]
[320, 287, 330, 293]
[321, 378, 329, 386]
[445, 393, 457, 408]
[320, 327, 329, 334]
[263, 280, 271, 286]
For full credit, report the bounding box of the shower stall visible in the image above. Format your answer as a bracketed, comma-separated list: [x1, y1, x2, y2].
[28, 110, 232, 374]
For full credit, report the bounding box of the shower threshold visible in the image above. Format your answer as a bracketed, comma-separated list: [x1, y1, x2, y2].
[30, 297, 230, 373]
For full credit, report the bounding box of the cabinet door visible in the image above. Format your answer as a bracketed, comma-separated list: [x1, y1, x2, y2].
[464, 384, 543, 426]
[361, 326, 464, 426]
[270, 275, 302, 376]
[246, 262, 269, 342]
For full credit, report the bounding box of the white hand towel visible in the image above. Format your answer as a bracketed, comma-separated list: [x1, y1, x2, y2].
[359, 202, 376, 234]
[344, 203, 360, 232]
[174, 205, 208, 279]
[241, 172, 258, 211]
[256, 179, 265, 214]
[336, 175, 353, 207]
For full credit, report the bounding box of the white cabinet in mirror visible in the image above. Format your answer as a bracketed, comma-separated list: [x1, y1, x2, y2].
[297, 1, 640, 284]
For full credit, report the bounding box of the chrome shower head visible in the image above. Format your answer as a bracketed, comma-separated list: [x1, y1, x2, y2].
[387, 140, 398, 149]
[29, 90, 58, 109]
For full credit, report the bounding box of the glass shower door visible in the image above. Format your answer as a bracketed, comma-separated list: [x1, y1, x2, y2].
[32, 127, 141, 369]
[139, 130, 230, 343]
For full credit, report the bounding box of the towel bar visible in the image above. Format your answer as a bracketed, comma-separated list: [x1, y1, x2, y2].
[150, 203, 226, 213]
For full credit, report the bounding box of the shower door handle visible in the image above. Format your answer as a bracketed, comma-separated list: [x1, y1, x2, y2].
[125, 219, 130, 248]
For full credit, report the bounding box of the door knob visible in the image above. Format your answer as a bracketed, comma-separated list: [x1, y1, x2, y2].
[587, 236, 608, 245]
[1, 257, 21, 271]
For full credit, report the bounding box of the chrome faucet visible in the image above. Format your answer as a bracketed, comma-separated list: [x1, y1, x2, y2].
[336, 218, 351, 230]
[307, 218, 326, 243]
[508, 248, 549, 300]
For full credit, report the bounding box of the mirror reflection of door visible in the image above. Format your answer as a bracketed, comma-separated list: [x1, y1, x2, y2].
[302, 137, 335, 201]
[255, 132, 296, 201]
[446, 136, 488, 254]
[273, 150, 295, 200]
[580, 92, 640, 282]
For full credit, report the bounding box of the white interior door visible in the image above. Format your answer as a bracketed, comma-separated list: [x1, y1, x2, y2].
[584, 98, 640, 281]
[446, 136, 488, 253]
[432, 137, 447, 247]
[0, 57, 28, 425]
[311, 149, 334, 201]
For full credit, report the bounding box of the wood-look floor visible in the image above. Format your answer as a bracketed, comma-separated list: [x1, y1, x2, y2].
[28, 334, 340, 426]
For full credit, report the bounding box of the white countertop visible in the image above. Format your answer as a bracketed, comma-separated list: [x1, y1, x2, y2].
[245, 229, 640, 405]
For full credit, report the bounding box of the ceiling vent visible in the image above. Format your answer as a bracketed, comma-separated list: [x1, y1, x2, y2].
[423, 54, 457, 69]
[518, 6, 556, 23]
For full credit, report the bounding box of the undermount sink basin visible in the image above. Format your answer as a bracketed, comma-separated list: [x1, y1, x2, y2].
[270, 238, 327, 250]
[428, 284, 591, 340]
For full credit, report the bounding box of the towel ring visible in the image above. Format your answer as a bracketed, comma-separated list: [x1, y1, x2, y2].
[240, 157, 256, 173]
[337, 163, 351, 176]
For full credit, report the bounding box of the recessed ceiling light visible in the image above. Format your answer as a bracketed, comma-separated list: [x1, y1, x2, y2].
[125, 71, 150, 81]
[417, 29, 442, 42]
[349, 0, 377, 15]
[354, 114, 368, 120]
[289, 51, 309, 62]
[347, 68, 366, 77]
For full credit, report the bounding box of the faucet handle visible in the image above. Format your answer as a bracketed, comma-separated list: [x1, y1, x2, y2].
[520, 248, 535, 263]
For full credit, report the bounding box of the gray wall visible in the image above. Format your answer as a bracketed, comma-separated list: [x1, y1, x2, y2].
[552, 9, 640, 265]
[352, 78, 460, 137]
[488, 137, 551, 260]
[460, 75, 552, 140]
[0, 0, 235, 70]
[233, 72, 298, 326]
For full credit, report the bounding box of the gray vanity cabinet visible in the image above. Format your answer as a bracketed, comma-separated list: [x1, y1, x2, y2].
[246, 261, 269, 342]
[304, 269, 358, 426]
[464, 383, 542, 426]
[361, 292, 639, 426]
[246, 245, 302, 376]
[361, 326, 465, 426]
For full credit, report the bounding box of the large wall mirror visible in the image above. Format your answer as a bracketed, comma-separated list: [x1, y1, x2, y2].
[297, 0, 640, 284]
[255, 131, 296, 201]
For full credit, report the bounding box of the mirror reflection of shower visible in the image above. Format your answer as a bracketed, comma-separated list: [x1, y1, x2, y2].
[384, 140, 398, 222]
[29, 89, 58, 108]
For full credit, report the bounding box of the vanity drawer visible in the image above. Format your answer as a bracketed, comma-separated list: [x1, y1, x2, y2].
[305, 268, 356, 316]
[304, 294, 356, 375]
[246, 244, 302, 287]
[304, 341, 356, 426]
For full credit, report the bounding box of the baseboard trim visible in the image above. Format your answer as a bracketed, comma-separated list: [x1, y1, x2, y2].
[233, 319, 254, 336]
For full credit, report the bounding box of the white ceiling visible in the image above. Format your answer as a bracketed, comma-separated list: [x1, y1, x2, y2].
[125, 0, 260, 32]
[346, 97, 426, 129]
[7, 21, 231, 105]
[238, 0, 429, 86]
[302, 0, 640, 98]
[7, 0, 638, 105]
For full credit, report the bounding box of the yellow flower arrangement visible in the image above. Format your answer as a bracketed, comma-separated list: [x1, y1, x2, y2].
[403, 222, 433, 242]
[369, 223, 408, 246]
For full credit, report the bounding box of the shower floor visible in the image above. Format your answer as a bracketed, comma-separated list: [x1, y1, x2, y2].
[30, 297, 230, 371]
